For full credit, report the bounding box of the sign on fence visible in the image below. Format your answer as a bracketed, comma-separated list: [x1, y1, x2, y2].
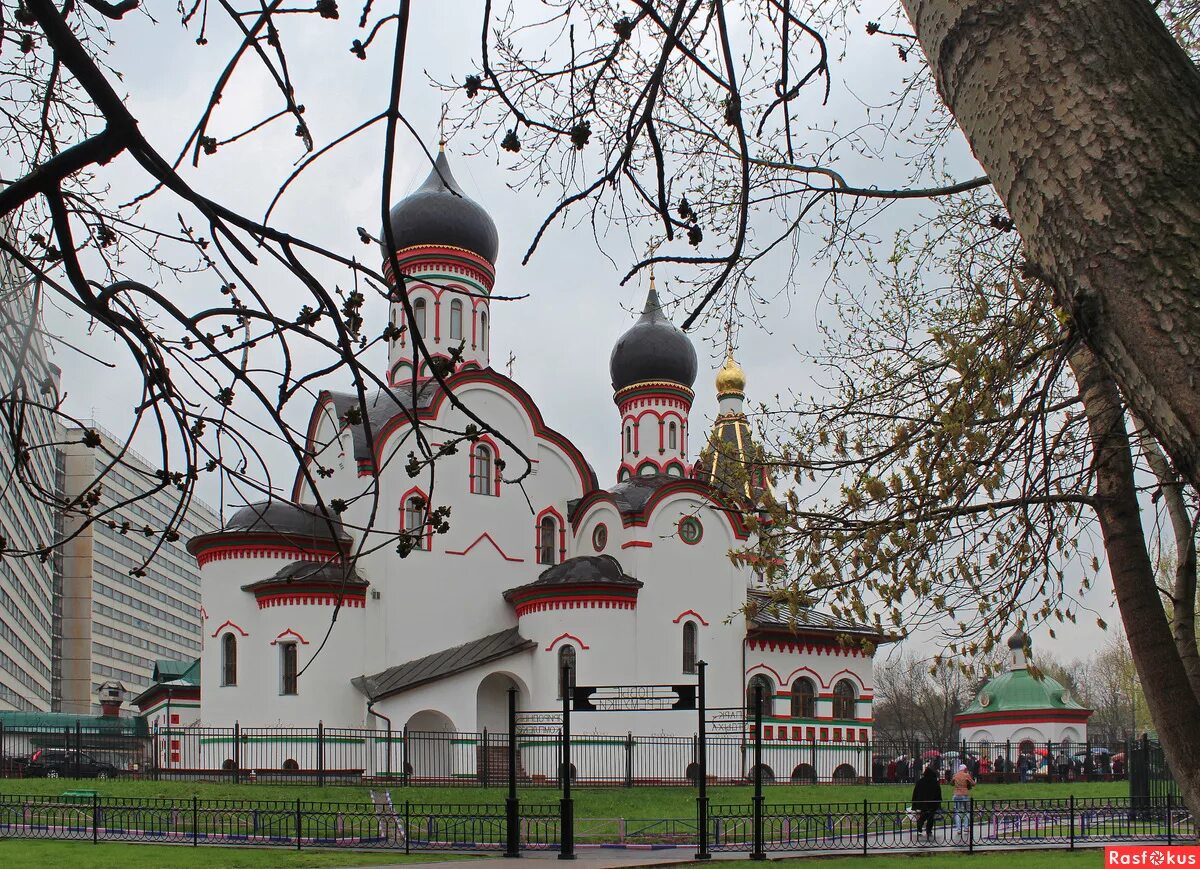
[572, 684, 697, 712]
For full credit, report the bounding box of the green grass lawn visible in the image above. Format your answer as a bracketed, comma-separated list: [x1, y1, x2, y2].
[0, 777, 1128, 817]
[0, 839, 466, 869]
[775, 849, 1103, 869]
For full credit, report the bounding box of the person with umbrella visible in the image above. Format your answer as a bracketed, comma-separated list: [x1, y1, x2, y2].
[912, 764, 942, 841]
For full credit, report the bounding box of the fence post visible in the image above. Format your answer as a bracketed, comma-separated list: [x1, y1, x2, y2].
[483, 728, 490, 785]
[750, 683, 765, 860]
[234, 721, 242, 784]
[92, 792, 99, 844]
[862, 799, 868, 855]
[505, 687, 519, 858]
[1070, 794, 1075, 850]
[1006, 741, 1012, 783]
[317, 720, 325, 787]
[193, 795, 198, 846]
[559, 663, 575, 860]
[969, 797, 974, 853]
[405, 801, 410, 855]
[402, 725, 410, 786]
[75, 722, 82, 778]
[1168, 793, 1173, 846]
[296, 796, 302, 850]
[695, 659, 710, 861]
[624, 733, 633, 787]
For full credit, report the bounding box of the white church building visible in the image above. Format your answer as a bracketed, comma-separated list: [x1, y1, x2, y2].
[181, 149, 889, 781]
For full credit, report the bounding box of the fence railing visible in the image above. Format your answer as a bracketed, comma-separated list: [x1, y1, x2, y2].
[0, 720, 1131, 787]
[0, 794, 1185, 853]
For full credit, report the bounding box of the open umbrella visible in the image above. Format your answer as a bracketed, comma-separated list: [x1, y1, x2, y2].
[1035, 747, 1050, 756]
[1112, 752, 1126, 763]
[922, 749, 942, 759]
[1091, 747, 1113, 755]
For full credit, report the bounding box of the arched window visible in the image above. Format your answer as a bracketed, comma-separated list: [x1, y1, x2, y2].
[790, 677, 815, 719]
[832, 679, 857, 720]
[449, 299, 463, 341]
[404, 497, 426, 550]
[538, 516, 557, 565]
[746, 674, 774, 717]
[480, 310, 489, 353]
[669, 421, 678, 450]
[682, 622, 698, 674]
[413, 298, 427, 338]
[280, 643, 298, 695]
[221, 633, 237, 686]
[557, 645, 576, 699]
[472, 445, 493, 495]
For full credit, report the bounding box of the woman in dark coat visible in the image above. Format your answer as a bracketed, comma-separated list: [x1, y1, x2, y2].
[911, 765, 942, 839]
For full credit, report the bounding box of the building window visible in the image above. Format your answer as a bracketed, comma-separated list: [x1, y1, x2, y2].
[591, 523, 607, 553]
[747, 674, 773, 717]
[404, 497, 426, 550]
[682, 622, 697, 674]
[472, 445, 493, 495]
[538, 516, 557, 565]
[221, 633, 237, 687]
[669, 422, 677, 450]
[832, 679, 856, 720]
[449, 299, 463, 341]
[480, 310, 489, 354]
[413, 298, 427, 338]
[280, 643, 298, 696]
[790, 677, 815, 718]
[557, 645, 576, 700]
[678, 516, 703, 544]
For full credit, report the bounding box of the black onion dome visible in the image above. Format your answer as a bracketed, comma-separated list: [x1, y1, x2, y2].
[1007, 630, 1030, 650]
[609, 286, 698, 391]
[224, 500, 348, 541]
[383, 150, 499, 264]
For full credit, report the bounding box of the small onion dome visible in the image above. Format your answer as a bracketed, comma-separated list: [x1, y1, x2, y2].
[609, 285, 698, 391]
[223, 500, 348, 541]
[241, 560, 368, 594]
[715, 353, 746, 395]
[382, 150, 499, 264]
[1007, 629, 1030, 651]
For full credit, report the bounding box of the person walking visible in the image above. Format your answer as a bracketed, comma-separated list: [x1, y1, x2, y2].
[911, 765, 942, 840]
[951, 763, 975, 835]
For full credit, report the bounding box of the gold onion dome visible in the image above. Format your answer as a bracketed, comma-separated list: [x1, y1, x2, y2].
[716, 354, 746, 395]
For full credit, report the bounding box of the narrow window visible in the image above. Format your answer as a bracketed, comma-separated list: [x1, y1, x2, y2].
[557, 645, 576, 699]
[280, 643, 298, 695]
[449, 299, 463, 341]
[480, 310, 489, 353]
[682, 622, 698, 674]
[625, 425, 632, 453]
[404, 497, 426, 550]
[472, 445, 493, 495]
[790, 678, 815, 719]
[413, 298, 427, 338]
[669, 422, 678, 450]
[833, 679, 856, 720]
[538, 516, 557, 565]
[221, 633, 237, 686]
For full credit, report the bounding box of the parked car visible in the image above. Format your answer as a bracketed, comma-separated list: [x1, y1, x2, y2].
[0, 754, 31, 777]
[27, 748, 118, 779]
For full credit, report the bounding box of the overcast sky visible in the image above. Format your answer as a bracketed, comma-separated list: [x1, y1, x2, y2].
[37, 0, 1122, 664]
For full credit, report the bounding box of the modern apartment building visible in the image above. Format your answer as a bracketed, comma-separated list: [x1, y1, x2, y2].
[0, 242, 59, 712]
[58, 425, 218, 713]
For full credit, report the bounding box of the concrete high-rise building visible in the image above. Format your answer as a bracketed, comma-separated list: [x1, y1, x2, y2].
[0, 241, 59, 712]
[58, 424, 218, 713]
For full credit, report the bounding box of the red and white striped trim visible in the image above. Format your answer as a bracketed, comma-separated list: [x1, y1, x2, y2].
[515, 597, 637, 617]
[256, 593, 366, 609]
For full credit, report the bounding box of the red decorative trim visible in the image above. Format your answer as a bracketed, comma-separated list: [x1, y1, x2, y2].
[955, 708, 1093, 727]
[133, 684, 200, 711]
[189, 535, 346, 567]
[746, 637, 867, 657]
[211, 620, 249, 639]
[746, 663, 785, 683]
[256, 592, 366, 609]
[673, 609, 709, 626]
[621, 540, 653, 549]
[382, 244, 496, 293]
[445, 531, 524, 562]
[271, 628, 310, 646]
[545, 632, 589, 651]
[400, 485, 434, 551]
[200, 606, 208, 620]
[827, 668, 869, 691]
[516, 597, 637, 617]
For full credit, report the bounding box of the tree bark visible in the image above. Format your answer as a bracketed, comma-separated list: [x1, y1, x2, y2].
[1070, 345, 1200, 820]
[903, 0, 1200, 490]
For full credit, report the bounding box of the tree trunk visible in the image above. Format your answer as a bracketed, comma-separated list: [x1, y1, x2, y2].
[903, 0, 1200, 490]
[1070, 345, 1200, 820]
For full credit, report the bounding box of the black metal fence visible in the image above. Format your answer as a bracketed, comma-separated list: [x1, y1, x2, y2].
[1129, 735, 1178, 803]
[0, 718, 1131, 787]
[0, 793, 1186, 853]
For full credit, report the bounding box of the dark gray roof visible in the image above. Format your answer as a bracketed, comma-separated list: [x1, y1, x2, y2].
[353, 627, 534, 701]
[747, 591, 888, 638]
[241, 560, 368, 593]
[504, 554, 642, 599]
[383, 150, 499, 264]
[223, 500, 349, 540]
[324, 382, 442, 465]
[567, 474, 685, 523]
[609, 287, 698, 391]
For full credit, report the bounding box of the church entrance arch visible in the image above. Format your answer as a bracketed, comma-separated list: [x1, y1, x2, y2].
[405, 709, 455, 782]
[476, 672, 526, 732]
